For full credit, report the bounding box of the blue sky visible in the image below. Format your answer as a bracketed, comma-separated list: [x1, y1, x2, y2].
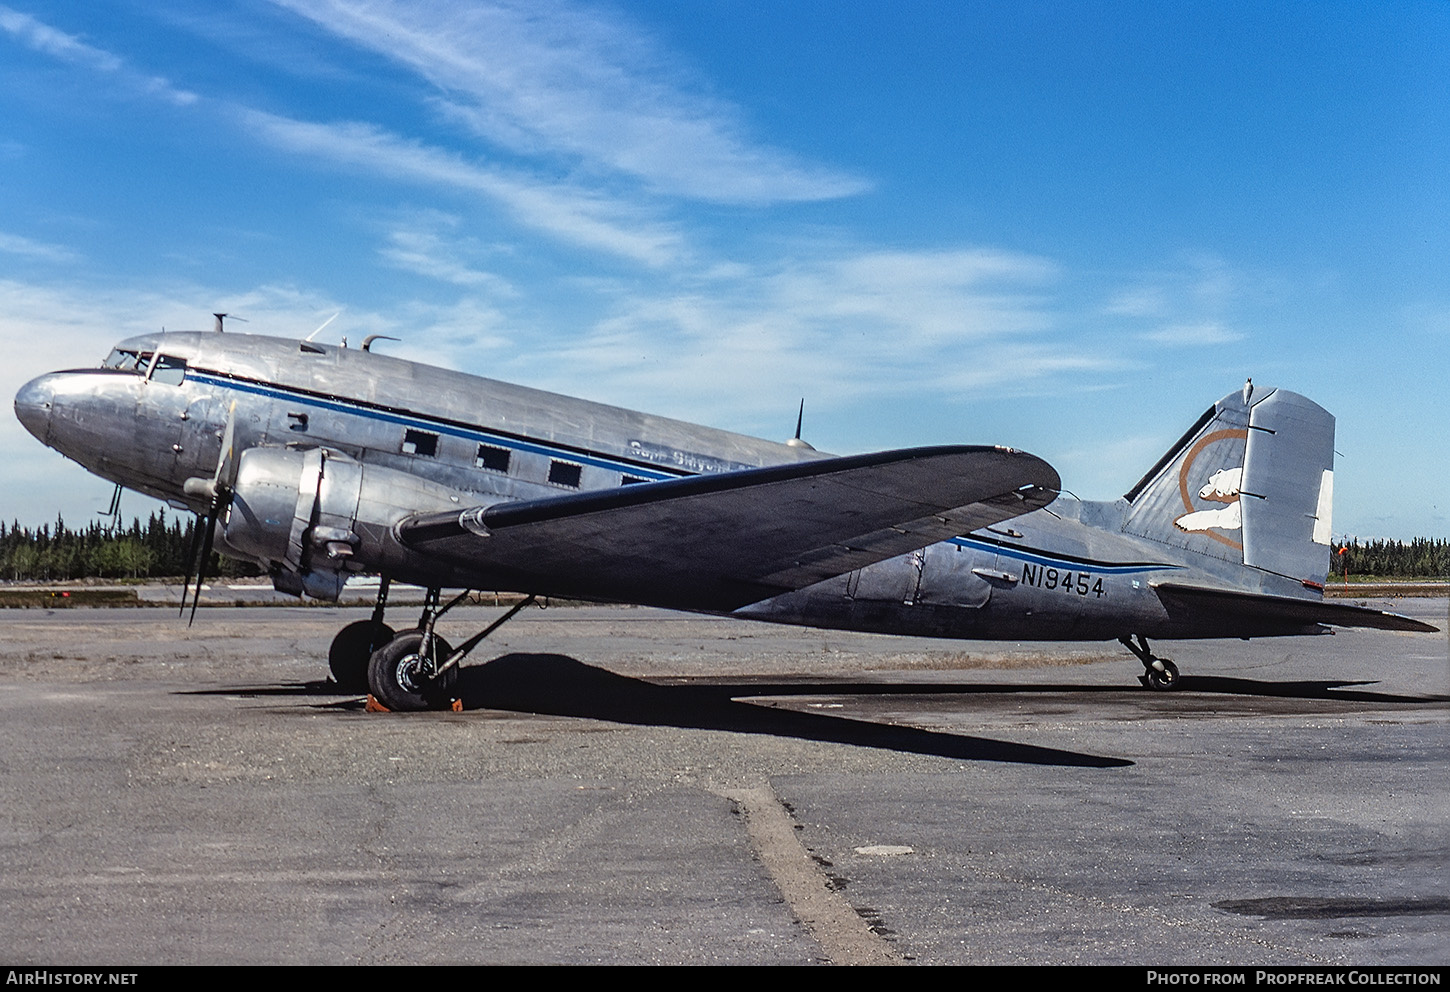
[2, 0, 1446, 538]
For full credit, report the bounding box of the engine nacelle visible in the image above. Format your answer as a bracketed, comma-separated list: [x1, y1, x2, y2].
[219, 445, 467, 600]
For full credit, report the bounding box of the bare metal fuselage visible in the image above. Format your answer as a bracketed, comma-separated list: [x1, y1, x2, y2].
[15, 331, 1335, 644]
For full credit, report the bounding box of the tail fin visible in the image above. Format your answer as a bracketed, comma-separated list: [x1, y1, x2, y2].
[1122, 382, 1334, 584]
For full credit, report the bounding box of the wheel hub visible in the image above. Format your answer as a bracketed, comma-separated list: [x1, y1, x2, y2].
[393, 653, 431, 693]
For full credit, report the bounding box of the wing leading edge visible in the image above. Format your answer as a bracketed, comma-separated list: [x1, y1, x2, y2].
[399, 445, 1060, 611]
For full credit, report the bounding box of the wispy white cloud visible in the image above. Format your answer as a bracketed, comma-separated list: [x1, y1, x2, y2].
[1140, 320, 1245, 346]
[1104, 254, 1257, 348]
[0, 5, 197, 106]
[377, 297, 514, 361]
[0, 6, 683, 267]
[778, 249, 1058, 345]
[269, 0, 869, 204]
[1102, 286, 1167, 318]
[240, 109, 684, 265]
[379, 232, 508, 291]
[376, 211, 518, 293]
[0, 231, 79, 264]
[496, 246, 1109, 432]
[0, 5, 121, 72]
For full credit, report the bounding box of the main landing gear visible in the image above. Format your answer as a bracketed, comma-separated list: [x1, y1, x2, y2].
[368, 626, 458, 712]
[326, 576, 537, 711]
[1119, 634, 1180, 690]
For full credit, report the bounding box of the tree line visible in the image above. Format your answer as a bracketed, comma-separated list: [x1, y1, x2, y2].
[0, 511, 1445, 582]
[0, 512, 260, 581]
[1331, 537, 1449, 580]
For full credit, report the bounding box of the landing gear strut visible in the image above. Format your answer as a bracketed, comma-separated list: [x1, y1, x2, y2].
[1119, 634, 1180, 690]
[364, 588, 538, 711]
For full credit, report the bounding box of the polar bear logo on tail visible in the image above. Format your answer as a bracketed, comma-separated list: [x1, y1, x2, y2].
[1175, 499, 1241, 533]
[1176, 466, 1243, 532]
[1198, 467, 1242, 502]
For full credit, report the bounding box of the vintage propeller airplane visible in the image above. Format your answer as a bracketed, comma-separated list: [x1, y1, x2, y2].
[14, 328, 1436, 710]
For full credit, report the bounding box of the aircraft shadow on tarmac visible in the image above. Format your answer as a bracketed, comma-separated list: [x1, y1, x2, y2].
[458, 653, 1135, 768]
[187, 653, 1129, 767]
[184, 653, 1442, 769]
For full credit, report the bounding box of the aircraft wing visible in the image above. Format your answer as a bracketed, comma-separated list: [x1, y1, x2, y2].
[399, 445, 1059, 611]
[1152, 582, 1440, 633]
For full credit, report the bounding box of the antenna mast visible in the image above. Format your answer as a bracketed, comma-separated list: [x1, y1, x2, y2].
[786, 398, 815, 449]
[212, 313, 249, 333]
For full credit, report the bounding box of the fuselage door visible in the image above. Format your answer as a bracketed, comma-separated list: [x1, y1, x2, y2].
[135, 353, 193, 483]
[914, 540, 994, 609]
[846, 550, 925, 606]
[179, 392, 227, 480]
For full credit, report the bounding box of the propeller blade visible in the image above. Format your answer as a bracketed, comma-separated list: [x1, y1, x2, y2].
[179, 512, 204, 617]
[216, 402, 239, 493]
[188, 509, 218, 628]
[182, 407, 238, 625]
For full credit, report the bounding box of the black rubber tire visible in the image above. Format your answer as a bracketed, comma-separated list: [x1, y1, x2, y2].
[367, 630, 457, 711]
[328, 620, 395, 692]
[1145, 658, 1180, 691]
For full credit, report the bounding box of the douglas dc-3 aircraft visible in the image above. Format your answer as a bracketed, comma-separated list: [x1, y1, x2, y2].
[14, 328, 1436, 710]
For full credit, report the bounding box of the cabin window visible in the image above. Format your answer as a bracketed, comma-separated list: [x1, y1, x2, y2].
[548, 460, 582, 488]
[402, 429, 439, 457]
[621, 475, 647, 486]
[475, 444, 511, 473]
[149, 355, 187, 385]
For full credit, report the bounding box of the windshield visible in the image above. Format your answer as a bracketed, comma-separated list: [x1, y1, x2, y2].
[101, 348, 153, 374]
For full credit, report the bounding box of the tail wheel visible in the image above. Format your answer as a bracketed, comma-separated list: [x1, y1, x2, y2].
[329, 619, 395, 692]
[367, 630, 457, 712]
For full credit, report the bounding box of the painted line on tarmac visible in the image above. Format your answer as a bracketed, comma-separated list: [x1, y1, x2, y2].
[713, 781, 902, 966]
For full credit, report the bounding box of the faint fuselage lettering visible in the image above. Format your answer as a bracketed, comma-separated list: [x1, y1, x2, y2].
[627, 439, 754, 475]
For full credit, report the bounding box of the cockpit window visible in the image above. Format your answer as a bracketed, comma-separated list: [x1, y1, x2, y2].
[101, 347, 183, 382]
[100, 349, 157, 375]
[103, 348, 140, 371]
[149, 354, 187, 385]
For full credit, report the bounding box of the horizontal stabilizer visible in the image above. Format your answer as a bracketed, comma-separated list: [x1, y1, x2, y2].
[400, 445, 1059, 611]
[1152, 581, 1439, 633]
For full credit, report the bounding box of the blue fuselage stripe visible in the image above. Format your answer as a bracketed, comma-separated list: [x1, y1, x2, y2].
[187, 371, 681, 480]
[947, 536, 1179, 574]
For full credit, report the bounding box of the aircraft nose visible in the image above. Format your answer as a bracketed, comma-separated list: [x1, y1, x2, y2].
[14, 374, 55, 444]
